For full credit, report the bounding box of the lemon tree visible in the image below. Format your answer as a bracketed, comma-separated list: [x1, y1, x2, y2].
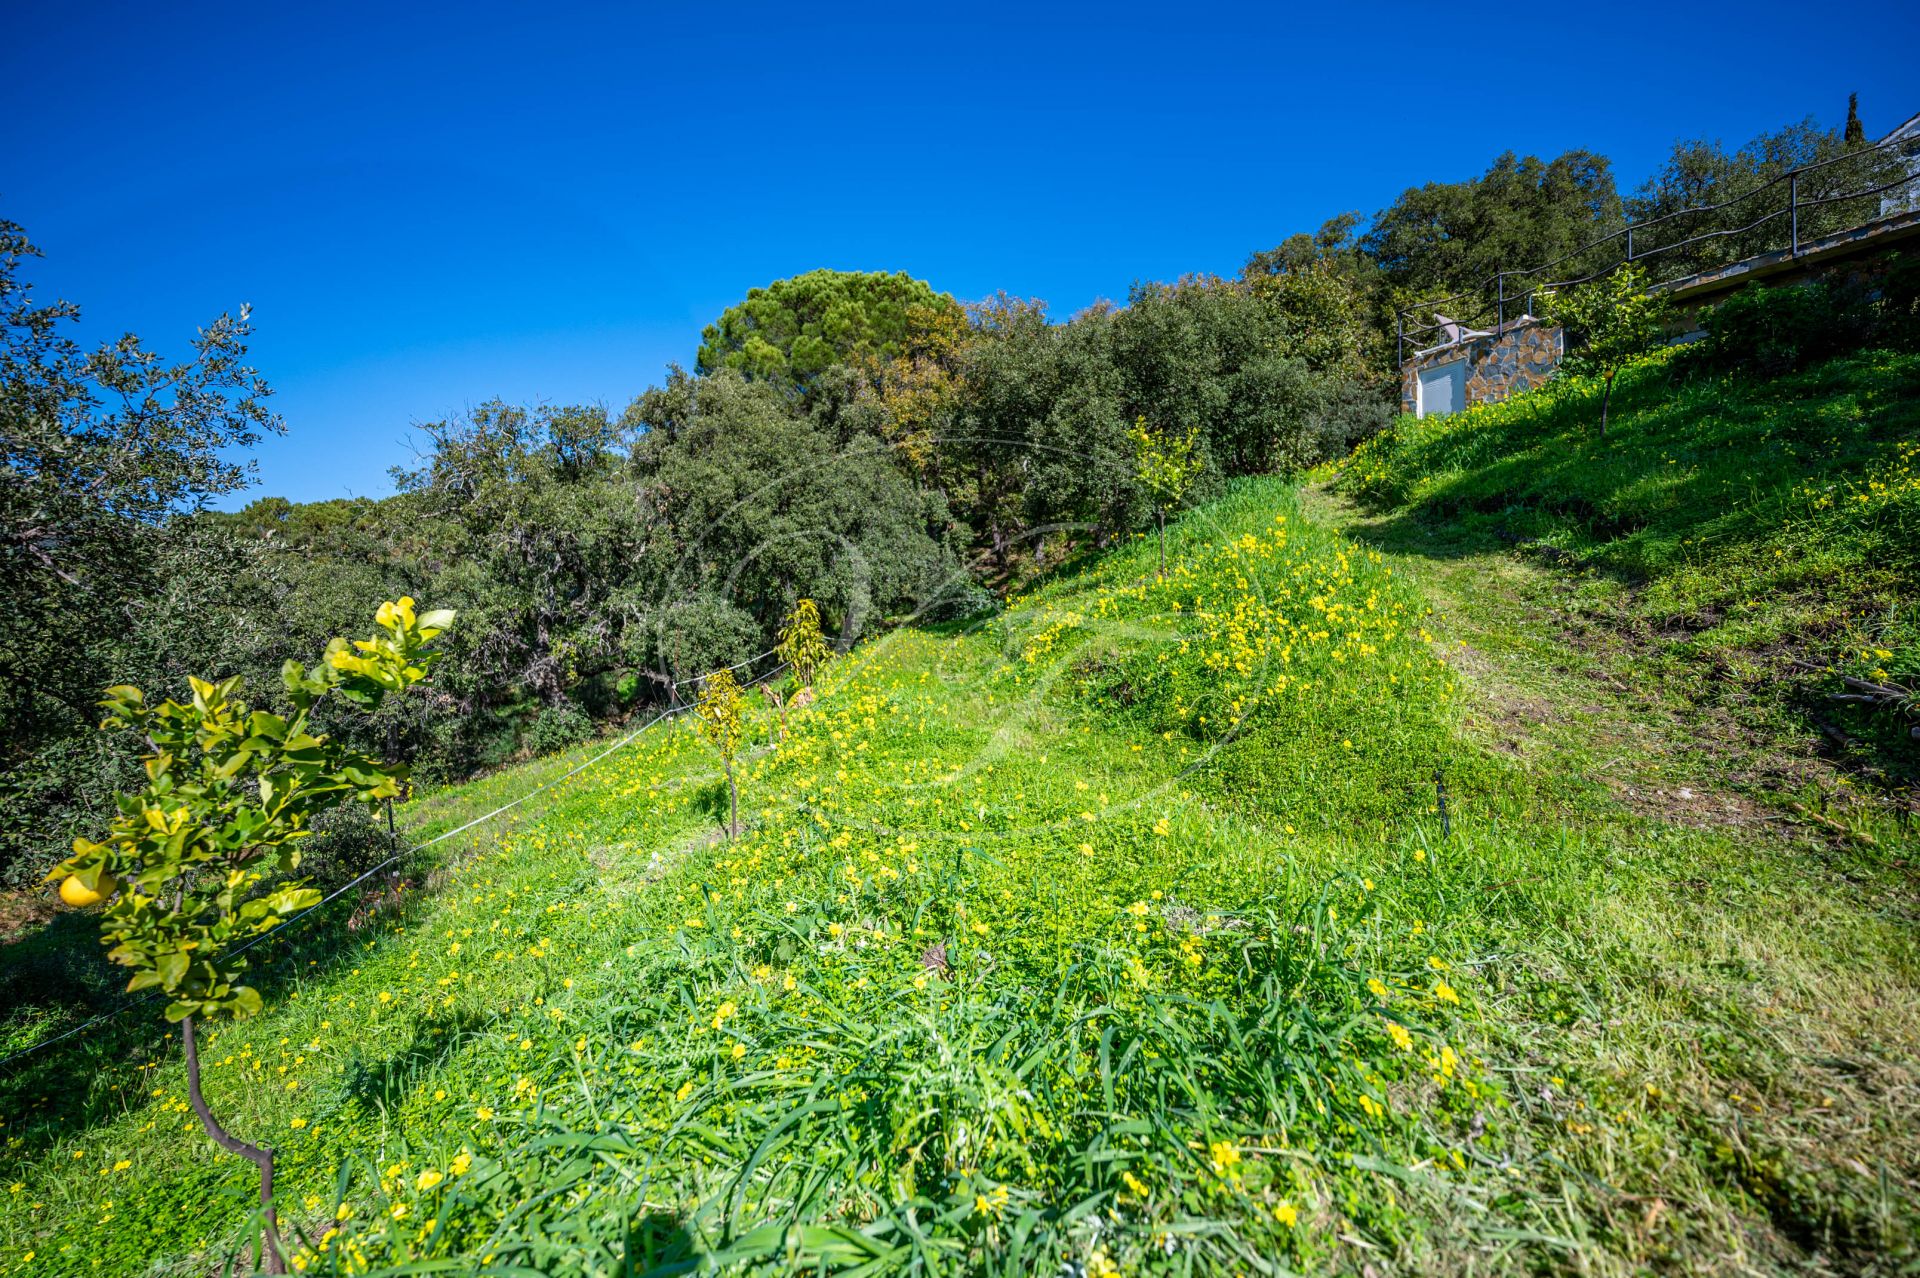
[1130, 418, 1203, 578]
[1538, 264, 1672, 436]
[46, 597, 451, 1273]
[696, 667, 747, 838]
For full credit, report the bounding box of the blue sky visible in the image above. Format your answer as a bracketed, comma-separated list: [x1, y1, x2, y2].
[6, 1, 1916, 507]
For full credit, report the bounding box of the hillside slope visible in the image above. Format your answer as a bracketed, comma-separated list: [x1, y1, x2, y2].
[2, 473, 1916, 1276]
[1330, 347, 1920, 814]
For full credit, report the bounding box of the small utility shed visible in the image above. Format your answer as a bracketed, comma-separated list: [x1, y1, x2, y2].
[1400, 316, 1564, 418]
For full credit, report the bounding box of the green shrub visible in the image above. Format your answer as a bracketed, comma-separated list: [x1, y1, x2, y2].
[416, 704, 520, 782]
[1881, 250, 1920, 351]
[1293, 376, 1395, 468]
[1681, 277, 1876, 377]
[526, 701, 594, 756]
[919, 578, 998, 622]
[298, 802, 402, 890]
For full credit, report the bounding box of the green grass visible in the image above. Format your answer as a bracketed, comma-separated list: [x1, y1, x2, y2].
[1330, 347, 1920, 796]
[2, 467, 1917, 1276]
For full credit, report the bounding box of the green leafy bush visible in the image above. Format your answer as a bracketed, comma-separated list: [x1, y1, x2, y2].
[1300, 375, 1395, 460]
[298, 802, 400, 890]
[526, 702, 594, 757]
[918, 577, 997, 622]
[1681, 278, 1875, 377]
[1882, 251, 1920, 349]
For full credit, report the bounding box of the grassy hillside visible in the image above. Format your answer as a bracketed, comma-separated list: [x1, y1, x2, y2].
[1331, 347, 1920, 803]
[3, 469, 1917, 1275]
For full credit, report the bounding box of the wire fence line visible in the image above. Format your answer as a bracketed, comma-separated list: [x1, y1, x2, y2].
[0, 647, 788, 1074]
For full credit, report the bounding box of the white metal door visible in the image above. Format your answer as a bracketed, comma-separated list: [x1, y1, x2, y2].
[1417, 360, 1466, 417]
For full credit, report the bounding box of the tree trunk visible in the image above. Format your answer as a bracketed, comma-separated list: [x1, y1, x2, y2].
[1157, 509, 1167, 580]
[726, 759, 738, 838]
[182, 1016, 285, 1273]
[989, 510, 1010, 575]
[1601, 371, 1614, 438]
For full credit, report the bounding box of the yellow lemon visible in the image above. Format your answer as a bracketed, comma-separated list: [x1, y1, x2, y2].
[60, 873, 115, 907]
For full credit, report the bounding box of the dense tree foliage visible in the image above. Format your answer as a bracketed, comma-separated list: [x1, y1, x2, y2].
[0, 221, 281, 889]
[696, 269, 956, 394]
[1626, 117, 1903, 273]
[626, 367, 963, 664]
[1361, 150, 1624, 320]
[216, 373, 961, 791]
[1237, 103, 1897, 354]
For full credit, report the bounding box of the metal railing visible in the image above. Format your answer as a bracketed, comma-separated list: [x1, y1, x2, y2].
[1396, 131, 1920, 364]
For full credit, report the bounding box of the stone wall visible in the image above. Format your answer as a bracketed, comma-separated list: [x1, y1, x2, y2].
[1399, 318, 1564, 417]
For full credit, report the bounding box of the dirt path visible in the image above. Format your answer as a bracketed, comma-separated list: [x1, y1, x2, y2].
[1299, 481, 1856, 837]
[1302, 481, 1920, 1274]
